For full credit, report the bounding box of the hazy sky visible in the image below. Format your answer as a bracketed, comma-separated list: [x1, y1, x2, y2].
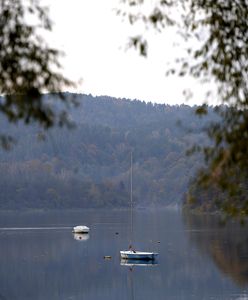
[44, 0, 211, 105]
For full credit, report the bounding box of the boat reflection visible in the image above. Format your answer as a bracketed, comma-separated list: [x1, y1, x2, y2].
[73, 233, 89, 241]
[120, 258, 158, 267]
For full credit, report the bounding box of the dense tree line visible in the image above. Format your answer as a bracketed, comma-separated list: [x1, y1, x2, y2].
[0, 0, 247, 216]
[184, 171, 248, 217]
[0, 93, 216, 210]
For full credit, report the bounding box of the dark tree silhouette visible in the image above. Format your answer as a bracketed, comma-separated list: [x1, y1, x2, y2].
[118, 0, 248, 218]
[0, 0, 74, 148]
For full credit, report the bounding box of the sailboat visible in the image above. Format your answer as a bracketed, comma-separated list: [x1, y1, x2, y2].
[120, 152, 158, 261]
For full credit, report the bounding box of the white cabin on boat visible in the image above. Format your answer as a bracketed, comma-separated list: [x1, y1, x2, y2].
[72, 225, 89, 233]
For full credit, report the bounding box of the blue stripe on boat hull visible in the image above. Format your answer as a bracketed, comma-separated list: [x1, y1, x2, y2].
[120, 251, 158, 260]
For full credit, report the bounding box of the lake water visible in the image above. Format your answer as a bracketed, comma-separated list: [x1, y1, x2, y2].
[0, 209, 248, 300]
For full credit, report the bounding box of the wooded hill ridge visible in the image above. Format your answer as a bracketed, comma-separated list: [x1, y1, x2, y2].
[0, 93, 216, 209]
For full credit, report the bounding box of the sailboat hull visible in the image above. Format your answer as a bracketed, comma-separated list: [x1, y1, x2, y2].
[120, 250, 158, 260]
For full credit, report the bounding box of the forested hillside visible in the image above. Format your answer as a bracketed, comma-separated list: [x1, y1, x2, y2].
[0, 94, 215, 209]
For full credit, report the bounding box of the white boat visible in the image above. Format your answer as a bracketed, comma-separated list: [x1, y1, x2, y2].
[72, 225, 89, 233]
[120, 250, 158, 260]
[120, 152, 158, 261]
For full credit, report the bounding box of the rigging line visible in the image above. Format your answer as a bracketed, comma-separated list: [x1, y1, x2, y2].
[130, 150, 133, 248]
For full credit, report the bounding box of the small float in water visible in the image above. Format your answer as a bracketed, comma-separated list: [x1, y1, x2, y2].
[72, 225, 89, 233]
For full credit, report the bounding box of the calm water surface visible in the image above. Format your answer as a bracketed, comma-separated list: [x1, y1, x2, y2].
[0, 209, 248, 300]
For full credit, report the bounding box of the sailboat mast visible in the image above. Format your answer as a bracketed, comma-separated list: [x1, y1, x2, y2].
[130, 151, 133, 247]
[120, 150, 158, 260]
